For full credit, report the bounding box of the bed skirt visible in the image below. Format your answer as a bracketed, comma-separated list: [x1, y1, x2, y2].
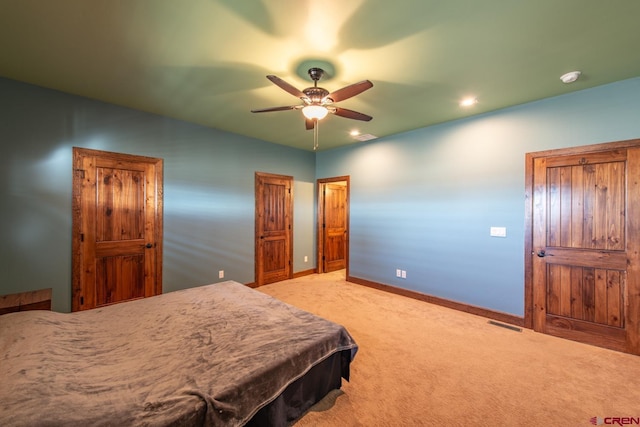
[246, 349, 352, 426]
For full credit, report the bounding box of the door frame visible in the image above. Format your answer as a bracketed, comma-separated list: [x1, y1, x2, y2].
[72, 147, 164, 311]
[317, 176, 350, 276]
[524, 138, 640, 330]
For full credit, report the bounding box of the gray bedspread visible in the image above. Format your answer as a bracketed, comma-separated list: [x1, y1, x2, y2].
[0, 281, 358, 426]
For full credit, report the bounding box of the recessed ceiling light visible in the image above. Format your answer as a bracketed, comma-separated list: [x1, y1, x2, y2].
[460, 97, 478, 107]
[560, 71, 581, 84]
[350, 130, 361, 136]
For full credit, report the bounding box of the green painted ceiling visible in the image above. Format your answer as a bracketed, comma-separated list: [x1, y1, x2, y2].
[1, 0, 639, 151]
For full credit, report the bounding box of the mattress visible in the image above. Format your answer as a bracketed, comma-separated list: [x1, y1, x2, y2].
[0, 280, 358, 426]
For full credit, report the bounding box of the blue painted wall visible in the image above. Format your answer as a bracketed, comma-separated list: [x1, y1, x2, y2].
[3, 76, 640, 316]
[317, 77, 640, 316]
[0, 78, 316, 312]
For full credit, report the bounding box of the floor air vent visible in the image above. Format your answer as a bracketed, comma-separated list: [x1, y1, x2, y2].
[488, 320, 522, 332]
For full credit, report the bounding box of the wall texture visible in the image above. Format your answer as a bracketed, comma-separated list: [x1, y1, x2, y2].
[317, 77, 640, 316]
[0, 78, 316, 312]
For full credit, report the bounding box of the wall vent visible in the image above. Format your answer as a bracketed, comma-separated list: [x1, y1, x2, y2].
[352, 133, 378, 141]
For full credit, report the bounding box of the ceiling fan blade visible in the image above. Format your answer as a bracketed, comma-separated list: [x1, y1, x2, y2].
[267, 75, 306, 98]
[251, 105, 298, 113]
[326, 80, 373, 103]
[332, 107, 373, 121]
[305, 118, 316, 130]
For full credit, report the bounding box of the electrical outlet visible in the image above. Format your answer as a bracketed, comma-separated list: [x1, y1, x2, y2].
[304, 256, 308, 263]
[401, 270, 407, 279]
[218, 270, 224, 279]
[396, 269, 402, 278]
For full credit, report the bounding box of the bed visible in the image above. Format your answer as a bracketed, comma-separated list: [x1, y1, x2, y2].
[0, 280, 358, 426]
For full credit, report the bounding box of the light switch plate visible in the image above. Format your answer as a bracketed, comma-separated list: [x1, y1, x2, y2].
[490, 226, 507, 237]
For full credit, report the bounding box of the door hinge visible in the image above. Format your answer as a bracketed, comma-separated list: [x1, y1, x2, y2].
[80, 233, 84, 242]
[80, 296, 84, 306]
[322, 256, 326, 260]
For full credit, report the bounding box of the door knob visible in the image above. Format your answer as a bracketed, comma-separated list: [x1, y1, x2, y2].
[536, 250, 546, 257]
[145, 243, 153, 249]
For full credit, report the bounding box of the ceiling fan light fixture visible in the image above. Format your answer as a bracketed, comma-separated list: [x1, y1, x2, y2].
[302, 105, 328, 120]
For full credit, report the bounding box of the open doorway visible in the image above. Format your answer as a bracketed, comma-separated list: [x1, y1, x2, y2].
[317, 176, 350, 276]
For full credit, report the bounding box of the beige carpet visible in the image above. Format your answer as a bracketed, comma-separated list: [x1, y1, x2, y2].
[258, 271, 640, 426]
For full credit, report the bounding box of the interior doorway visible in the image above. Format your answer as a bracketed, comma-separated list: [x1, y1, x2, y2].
[317, 176, 350, 276]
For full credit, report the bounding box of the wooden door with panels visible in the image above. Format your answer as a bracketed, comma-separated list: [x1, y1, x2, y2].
[255, 172, 293, 286]
[72, 148, 163, 311]
[526, 140, 640, 355]
[317, 177, 349, 274]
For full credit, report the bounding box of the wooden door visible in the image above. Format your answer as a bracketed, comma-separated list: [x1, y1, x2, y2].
[323, 182, 348, 272]
[72, 148, 163, 311]
[529, 143, 640, 354]
[255, 172, 293, 286]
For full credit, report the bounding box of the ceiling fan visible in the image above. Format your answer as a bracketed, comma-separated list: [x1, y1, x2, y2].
[251, 67, 373, 131]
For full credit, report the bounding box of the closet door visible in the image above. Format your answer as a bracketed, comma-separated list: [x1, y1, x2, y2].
[255, 172, 293, 286]
[73, 148, 163, 311]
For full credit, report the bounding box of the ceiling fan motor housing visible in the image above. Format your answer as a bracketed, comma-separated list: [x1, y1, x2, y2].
[303, 87, 330, 103]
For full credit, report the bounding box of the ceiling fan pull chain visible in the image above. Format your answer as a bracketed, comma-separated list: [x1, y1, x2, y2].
[314, 120, 319, 151]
